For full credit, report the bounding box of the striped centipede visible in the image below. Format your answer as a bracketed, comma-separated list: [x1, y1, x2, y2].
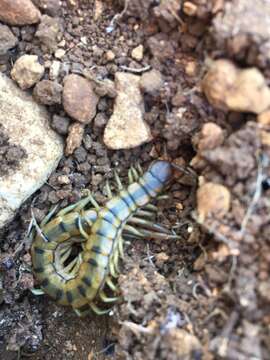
[31, 160, 180, 316]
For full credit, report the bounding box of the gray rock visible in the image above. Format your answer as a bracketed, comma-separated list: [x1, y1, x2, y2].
[35, 15, 61, 53]
[0, 73, 63, 228]
[0, 24, 18, 56]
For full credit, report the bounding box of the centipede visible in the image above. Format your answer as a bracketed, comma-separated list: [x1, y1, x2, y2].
[31, 160, 181, 317]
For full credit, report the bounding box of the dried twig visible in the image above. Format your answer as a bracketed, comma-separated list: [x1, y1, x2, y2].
[119, 65, 152, 73]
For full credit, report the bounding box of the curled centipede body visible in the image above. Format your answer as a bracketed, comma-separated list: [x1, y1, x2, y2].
[31, 160, 180, 316]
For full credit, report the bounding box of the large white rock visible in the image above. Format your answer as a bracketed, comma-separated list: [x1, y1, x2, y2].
[0, 73, 63, 228]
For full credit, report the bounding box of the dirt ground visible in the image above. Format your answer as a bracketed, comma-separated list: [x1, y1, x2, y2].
[1, 0, 270, 359]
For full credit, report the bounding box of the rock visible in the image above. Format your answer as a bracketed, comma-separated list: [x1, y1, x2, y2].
[51, 115, 70, 135]
[196, 181, 231, 223]
[32, 0, 61, 17]
[257, 109, 270, 126]
[213, 0, 270, 61]
[35, 15, 61, 53]
[63, 74, 99, 124]
[0, 73, 63, 228]
[104, 72, 152, 149]
[0, 0, 41, 26]
[0, 24, 18, 57]
[33, 80, 62, 105]
[202, 59, 270, 114]
[54, 48, 66, 59]
[131, 45, 144, 61]
[105, 50, 115, 62]
[197, 123, 224, 151]
[49, 60, 61, 80]
[93, 79, 117, 98]
[164, 329, 202, 359]
[140, 69, 163, 94]
[65, 122, 84, 155]
[11, 55, 45, 90]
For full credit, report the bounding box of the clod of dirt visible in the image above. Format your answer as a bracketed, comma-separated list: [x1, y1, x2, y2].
[140, 69, 164, 95]
[104, 72, 152, 149]
[162, 329, 202, 360]
[0, 24, 18, 57]
[257, 109, 270, 126]
[63, 74, 99, 124]
[33, 79, 62, 105]
[196, 122, 224, 151]
[0, 0, 41, 26]
[131, 44, 144, 61]
[32, 0, 61, 17]
[196, 181, 231, 223]
[202, 59, 270, 114]
[35, 14, 62, 53]
[51, 114, 70, 135]
[11, 54, 45, 90]
[213, 0, 270, 65]
[65, 122, 84, 156]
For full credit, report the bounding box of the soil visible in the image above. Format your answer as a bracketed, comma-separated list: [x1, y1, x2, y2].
[0, 0, 270, 359]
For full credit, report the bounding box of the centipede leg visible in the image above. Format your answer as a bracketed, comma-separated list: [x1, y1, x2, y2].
[118, 236, 124, 259]
[40, 205, 59, 226]
[90, 303, 112, 315]
[99, 290, 119, 303]
[131, 166, 139, 181]
[105, 276, 117, 292]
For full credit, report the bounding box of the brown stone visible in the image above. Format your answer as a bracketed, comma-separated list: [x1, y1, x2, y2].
[0, 0, 41, 26]
[63, 74, 99, 124]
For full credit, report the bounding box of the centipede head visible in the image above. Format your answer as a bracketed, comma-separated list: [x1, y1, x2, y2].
[149, 160, 173, 185]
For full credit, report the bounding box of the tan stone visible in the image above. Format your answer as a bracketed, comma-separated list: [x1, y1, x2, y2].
[197, 181, 231, 223]
[104, 73, 152, 149]
[65, 122, 84, 155]
[202, 59, 270, 114]
[11, 55, 45, 90]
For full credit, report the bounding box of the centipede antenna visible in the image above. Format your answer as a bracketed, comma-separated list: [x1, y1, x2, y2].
[90, 303, 112, 315]
[114, 170, 123, 190]
[105, 180, 113, 198]
[171, 163, 197, 178]
[99, 290, 119, 303]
